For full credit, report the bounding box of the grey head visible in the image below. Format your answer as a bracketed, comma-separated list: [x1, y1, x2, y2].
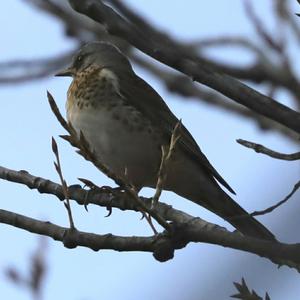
[56, 42, 133, 77]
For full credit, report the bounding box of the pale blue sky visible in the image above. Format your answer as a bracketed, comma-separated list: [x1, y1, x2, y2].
[0, 1, 299, 299]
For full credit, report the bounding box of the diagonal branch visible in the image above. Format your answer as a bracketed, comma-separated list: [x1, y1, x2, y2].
[5, 0, 300, 140]
[132, 54, 299, 142]
[68, 0, 300, 134]
[250, 180, 300, 217]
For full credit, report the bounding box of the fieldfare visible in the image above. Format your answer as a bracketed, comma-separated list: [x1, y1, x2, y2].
[56, 42, 275, 240]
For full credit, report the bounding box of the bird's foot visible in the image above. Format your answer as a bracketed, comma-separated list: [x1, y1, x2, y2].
[101, 186, 127, 217]
[78, 177, 123, 213]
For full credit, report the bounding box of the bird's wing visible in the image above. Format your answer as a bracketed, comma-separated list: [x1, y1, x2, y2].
[118, 72, 235, 194]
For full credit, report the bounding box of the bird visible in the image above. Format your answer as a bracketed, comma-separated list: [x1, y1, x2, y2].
[56, 42, 275, 240]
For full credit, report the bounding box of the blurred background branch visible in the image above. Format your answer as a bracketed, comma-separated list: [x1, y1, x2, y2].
[5, 237, 48, 300]
[0, 0, 298, 140]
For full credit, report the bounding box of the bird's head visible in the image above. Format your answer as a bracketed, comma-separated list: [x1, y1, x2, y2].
[56, 42, 133, 77]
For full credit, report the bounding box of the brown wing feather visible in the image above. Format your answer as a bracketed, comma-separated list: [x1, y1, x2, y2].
[118, 71, 235, 194]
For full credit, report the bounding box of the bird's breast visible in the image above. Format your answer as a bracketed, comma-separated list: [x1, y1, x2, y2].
[66, 95, 163, 188]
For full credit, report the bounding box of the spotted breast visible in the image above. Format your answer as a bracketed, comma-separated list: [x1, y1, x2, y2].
[67, 65, 163, 188]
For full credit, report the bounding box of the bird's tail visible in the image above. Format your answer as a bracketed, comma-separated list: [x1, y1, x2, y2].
[166, 168, 275, 240]
[203, 191, 276, 241]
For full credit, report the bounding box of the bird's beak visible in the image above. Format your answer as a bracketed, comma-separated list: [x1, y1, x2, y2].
[55, 66, 75, 77]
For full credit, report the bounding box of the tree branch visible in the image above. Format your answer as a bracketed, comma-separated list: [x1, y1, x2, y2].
[0, 208, 158, 254]
[67, 0, 300, 134]
[0, 52, 73, 84]
[250, 180, 300, 217]
[237, 139, 300, 161]
[132, 54, 299, 142]
[5, 0, 299, 140]
[1, 165, 300, 270]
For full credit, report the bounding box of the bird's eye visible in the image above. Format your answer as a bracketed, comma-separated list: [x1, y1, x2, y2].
[74, 54, 84, 69]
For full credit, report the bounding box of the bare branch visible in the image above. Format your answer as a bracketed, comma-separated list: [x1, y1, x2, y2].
[0, 52, 73, 84]
[3, 0, 300, 138]
[5, 237, 48, 300]
[52, 137, 75, 229]
[237, 139, 300, 161]
[132, 54, 299, 142]
[1, 204, 300, 269]
[24, 0, 106, 39]
[244, 0, 282, 52]
[67, 0, 300, 134]
[0, 165, 195, 226]
[250, 181, 300, 217]
[1, 165, 300, 270]
[0, 208, 159, 255]
[189, 36, 266, 56]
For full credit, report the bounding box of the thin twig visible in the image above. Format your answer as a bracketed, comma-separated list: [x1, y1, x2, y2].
[237, 139, 300, 161]
[152, 121, 181, 208]
[5, 236, 48, 300]
[0, 52, 73, 84]
[250, 180, 300, 217]
[189, 36, 266, 58]
[244, 0, 282, 53]
[51, 137, 75, 229]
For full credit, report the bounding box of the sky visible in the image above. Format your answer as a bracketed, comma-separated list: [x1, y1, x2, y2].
[0, 1, 299, 299]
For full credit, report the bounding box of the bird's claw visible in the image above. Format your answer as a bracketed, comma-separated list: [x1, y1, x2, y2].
[78, 178, 100, 190]
[105, 205, 113, 217]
